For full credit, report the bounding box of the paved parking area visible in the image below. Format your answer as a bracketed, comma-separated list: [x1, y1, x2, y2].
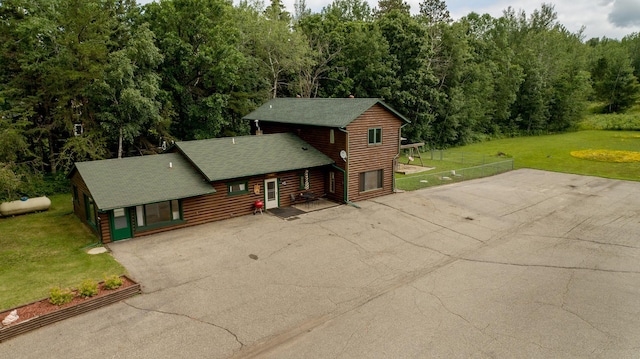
[3, 169, 640, 358]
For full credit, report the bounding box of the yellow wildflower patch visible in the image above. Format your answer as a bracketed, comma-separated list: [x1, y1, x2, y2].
[570, 149, 640, 163]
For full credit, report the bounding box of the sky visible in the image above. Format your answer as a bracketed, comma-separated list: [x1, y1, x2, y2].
[137, 0, 640, 40]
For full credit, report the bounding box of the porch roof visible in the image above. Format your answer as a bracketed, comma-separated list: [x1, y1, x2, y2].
[174, 133, 334, 182]
[72, 152, 216, 211]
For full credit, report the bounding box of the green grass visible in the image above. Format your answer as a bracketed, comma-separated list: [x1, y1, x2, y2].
[396, 152, 514, 190]
[450, 130, 640, 181]
[0, 194, 126, 311]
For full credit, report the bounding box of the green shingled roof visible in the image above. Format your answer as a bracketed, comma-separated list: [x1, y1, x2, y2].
[73, 152, 216, 211]
[175, 133, 334, 182]
[243, 98, 410, 127]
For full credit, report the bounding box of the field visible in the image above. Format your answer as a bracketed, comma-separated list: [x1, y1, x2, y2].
[396, 130, 640, 192]
[454, 130, 640, 181]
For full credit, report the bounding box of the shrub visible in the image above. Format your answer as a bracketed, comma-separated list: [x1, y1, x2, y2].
[78, 279, 99, 297]
[103, 275, 123, 290]
[49, 286, 74, 306]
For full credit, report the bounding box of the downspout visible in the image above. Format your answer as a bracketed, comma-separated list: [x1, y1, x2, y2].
[331, 164, 348, 204]
[394, 123, 410, 193]
[337, 127, 359, 208]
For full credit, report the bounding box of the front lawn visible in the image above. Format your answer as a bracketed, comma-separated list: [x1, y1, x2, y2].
[0, 194, 126, 310]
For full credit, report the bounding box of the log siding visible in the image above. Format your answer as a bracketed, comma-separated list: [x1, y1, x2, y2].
[345, 105, 403, 202]
[258, 123, 347, 203]
[69, 171, 103, 241]
[257, 103, 403, 204]
[72, 167, 329, 242]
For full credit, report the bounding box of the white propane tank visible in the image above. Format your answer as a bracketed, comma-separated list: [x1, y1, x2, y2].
[0, 196, 52, 216]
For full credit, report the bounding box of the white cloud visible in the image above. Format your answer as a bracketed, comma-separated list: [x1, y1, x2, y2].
[608, 0, 640, 28]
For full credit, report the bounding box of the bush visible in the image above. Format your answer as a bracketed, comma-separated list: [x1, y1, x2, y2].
[49, 286, 74, 306]
[103, 275, 123, 290]
[78, 279, 99, 297]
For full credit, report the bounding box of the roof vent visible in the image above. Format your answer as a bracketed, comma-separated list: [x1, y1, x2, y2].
[169, 162, 173, 169]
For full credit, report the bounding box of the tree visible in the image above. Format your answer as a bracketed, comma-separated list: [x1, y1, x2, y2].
[242, 0, 312, 98]
[377, 10, 437, 144]
[375, 0, 410, 17]
[622, 32, 640, 79]
[91, 23, 165, 159]
[322, 0, 372, 22]
[591, 41, 639, 113]
[144, 0, 244, 140]
[0, 0, 115, 173]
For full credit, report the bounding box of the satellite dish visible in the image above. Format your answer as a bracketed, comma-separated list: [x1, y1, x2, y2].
[340, 150, 347, 161]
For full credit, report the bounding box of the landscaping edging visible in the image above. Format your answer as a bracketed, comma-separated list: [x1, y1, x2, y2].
[0, 275, 140, 343]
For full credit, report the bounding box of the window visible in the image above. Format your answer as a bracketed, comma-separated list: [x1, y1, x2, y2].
[330, 129, 335, 144]
[227, 181, 248, 196]
[360, 169, 383, 192]
[329, 171, 335, 193]
[84, 194, 96, 227]
[136, 200, 181, 228]
[72, 185, 79, 203]
[368, 128, 382, 145]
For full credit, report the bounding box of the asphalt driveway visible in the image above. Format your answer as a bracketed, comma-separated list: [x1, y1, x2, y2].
[3, 169, 640, 358]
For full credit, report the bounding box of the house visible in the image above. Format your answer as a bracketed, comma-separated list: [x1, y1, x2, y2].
[69, 133, 333, 242]
[69, 98, 410, 243]
[243, 98, 410, 204]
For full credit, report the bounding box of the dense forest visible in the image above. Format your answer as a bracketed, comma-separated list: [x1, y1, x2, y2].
[1, 0, 639, 200]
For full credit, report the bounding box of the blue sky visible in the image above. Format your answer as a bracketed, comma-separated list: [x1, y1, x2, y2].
[138, 0, 640, 40]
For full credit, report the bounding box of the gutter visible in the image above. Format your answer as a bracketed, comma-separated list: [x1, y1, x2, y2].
[330, 164, 347, 204]
[337, 127, 350, 204]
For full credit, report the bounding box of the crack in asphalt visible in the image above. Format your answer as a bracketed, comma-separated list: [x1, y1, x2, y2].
[370, 200, 486, 243]
[562, 217, 591, 237]
[458, 257, 640, 274]
[141, 273, 215, 295]
[122, 301, 245, 348]
[520, 233, 640, 250]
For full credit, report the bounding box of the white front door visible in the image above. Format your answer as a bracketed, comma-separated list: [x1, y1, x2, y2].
[264, 178, 279, 209]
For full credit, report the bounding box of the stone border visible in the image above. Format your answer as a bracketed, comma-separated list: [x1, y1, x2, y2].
[0, 276, 140, 343]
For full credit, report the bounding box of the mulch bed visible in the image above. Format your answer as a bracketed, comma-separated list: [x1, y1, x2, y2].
[0, 275, 140, 342]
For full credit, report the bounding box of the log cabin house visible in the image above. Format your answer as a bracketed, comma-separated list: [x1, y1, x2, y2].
[244, 98, 410, 204]
[69, 98, 409, 243]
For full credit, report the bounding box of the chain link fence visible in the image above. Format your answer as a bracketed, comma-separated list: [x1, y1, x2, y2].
[395, 150, 514, 191]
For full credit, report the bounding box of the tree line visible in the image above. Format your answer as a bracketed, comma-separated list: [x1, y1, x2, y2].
[0, 0, 639, 200]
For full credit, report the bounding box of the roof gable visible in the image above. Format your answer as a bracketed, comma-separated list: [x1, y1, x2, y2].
[243, 98, 410, 127]
[174, 133, 334, 182]
[73, 152, 216, 211]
